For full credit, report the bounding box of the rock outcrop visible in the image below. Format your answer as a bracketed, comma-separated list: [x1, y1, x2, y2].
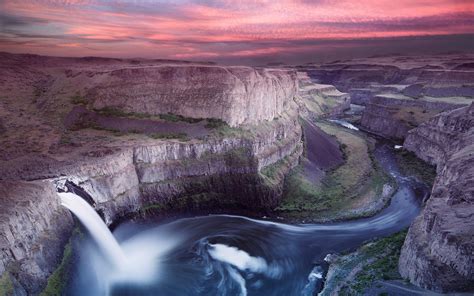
[301, 54, 474, 139]
[89, 66, 297, 127]
[399, 103, 474, 292]
[360, 95, 462, 140]
[296, 72, 350, 118]
[0, 181, 74, 294]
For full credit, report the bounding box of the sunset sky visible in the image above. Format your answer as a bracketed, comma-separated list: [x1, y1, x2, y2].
[1, 0, 473, 64]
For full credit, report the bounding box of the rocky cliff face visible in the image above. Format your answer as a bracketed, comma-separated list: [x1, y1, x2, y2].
[0, 53, 302, 294]
[0, 181, 74, 294]
[296, 72, 350, 118]
[302, 54, 474, 139]
[360, 95, 461, 140]
[89, 66, 297, 127]
[399, 103, 474, 292]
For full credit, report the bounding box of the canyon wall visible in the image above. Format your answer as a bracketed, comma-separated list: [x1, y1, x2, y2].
[304, 55, 474, 139]
[296, 71, 350, 118]
[399, 103, 474, 292]
[0, 54, 302, 294]
[89, 66, 298, 127]
[0, 181, 74, 293]
[360, 95, 462, 140]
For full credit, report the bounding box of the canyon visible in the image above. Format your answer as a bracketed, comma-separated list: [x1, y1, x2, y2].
[0, 52, 473, 295]
[399, 103, 474, 292]
[0, 53, 302, 294]
[304, 54, 474, 140]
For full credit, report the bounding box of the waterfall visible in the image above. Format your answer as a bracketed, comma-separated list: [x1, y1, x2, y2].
[59, 192, 127, 268]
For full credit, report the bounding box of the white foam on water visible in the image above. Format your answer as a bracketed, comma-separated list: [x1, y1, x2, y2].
[328, 119, 359, 131]
[208, 243, 267, 273]
[308, 271, 323, 280]
[227, 266, 247, 296]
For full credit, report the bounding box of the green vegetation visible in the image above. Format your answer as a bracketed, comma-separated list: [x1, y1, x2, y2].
[149, 132, 188, 141]
[0, 273, 14, 296]
[277, 121, 392, 220]
[140, 190, 232, 216]
[260, 145, 302, 187]
[321, 230, 408, 296]
[395, 149, 437, 186]
[204, 118, 227, 129]
[342, 230, 407, 295]
[159, 113, 202, 123]
[40, 241, 73, 296]
[70, 92, 88, 106]
[224, 147, 253, 167]
[392, 106, 438, 129]
[208, 123, 250, 139]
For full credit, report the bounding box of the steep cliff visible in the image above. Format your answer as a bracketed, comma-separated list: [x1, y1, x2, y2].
[296, 72, 350, 118]
[89, 66, 297, 127]
[303, 54, 474, 139]
[399, 103, 474, 292]
[0, 181, 74, 294]
[360, 95, 462, 140]
[0, 53, 302, 294]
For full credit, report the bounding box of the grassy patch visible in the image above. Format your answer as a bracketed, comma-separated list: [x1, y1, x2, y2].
[149, 132, 188, 141]
[40, 241, 73, 296]
[342, 230, 407, 295]
[205, 118, 227, 129]
[392, 106, 438, 129]
[223, 147, 254, 167]
[395, 149, 436, 186]
[159, 113, 202, 123]
[260, 148, 300, 186]
[321, 230, 408, 296]
[0, 272, 14, 296]
[209, 123, 251, 139]
[277, 121, 385, 219]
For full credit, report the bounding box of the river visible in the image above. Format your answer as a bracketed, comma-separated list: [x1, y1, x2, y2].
[65, 143, 428, 296]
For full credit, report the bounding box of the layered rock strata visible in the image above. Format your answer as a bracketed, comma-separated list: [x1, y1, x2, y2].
[302, 54, 474, 139]
[0, 181, 73, 293]
[0, 53, 302, 294]
[296, 72, 350, 118]
[89, 66, 298, 127]
[360, 95, 462, 139]
[399, 103, 474, 292]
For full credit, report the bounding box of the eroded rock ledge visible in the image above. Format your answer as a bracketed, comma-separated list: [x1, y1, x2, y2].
[399, 103, 474, 292]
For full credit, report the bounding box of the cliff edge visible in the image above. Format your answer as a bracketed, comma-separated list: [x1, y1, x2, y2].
[399, 103, 474, 292]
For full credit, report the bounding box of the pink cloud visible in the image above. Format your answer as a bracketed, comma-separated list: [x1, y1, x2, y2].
[0, 0, 473, 62]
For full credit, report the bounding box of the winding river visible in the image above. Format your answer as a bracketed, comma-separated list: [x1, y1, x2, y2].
[65, 143, 428, 296]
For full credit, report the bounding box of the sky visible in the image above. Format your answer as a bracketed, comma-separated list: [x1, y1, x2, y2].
[0, 0, 473, 65]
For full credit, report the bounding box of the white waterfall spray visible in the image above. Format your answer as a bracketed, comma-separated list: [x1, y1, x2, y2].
[59, 192, 127, 268]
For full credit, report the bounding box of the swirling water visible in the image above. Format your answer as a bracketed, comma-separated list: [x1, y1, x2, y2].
[65, 145, 427, 296]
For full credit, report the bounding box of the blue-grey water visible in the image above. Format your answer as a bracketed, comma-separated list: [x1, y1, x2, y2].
[66, 145, 427, 296]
